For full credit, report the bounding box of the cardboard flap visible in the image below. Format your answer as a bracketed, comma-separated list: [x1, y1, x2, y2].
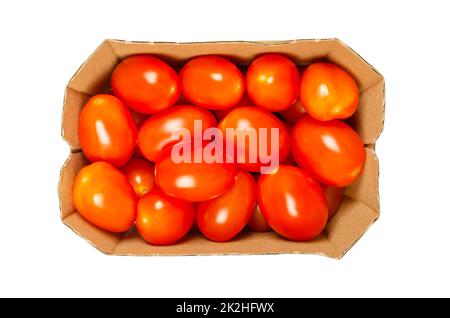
[349, 78, 385, 144]
[62, 88, 91, 149]
[111, 229, 338, 258]
[58, 152, 88, 220]
[326, 198, 379, 258]
[107, 39, 337, 65]
[64, 213, 122, 254]
[346, 148, 380, 213]
[67, 40, 119, 95]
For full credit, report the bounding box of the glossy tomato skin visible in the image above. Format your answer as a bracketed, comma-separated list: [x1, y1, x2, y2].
[247, 204, 271, 232]
[111, 55, 180, 114]
[137, 105, 216, 162]
[136, 188, 194, 245]
[323, 186, 345, 220]
[246, 54, 300, 111]
[180, 56, 245, 110]
[218, 106, 290, 172]
[197, 171, 256, 242]
[78, 94, 137, 167]
[257, 165, 328, 241]
[291, 116, 365, 187]
[72, 162, 137, 232]
[155, 141, 237, 202]
[121, 158, 155, 197]
[300, 62, 359, 121]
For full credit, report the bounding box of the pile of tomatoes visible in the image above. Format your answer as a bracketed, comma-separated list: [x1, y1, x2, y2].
[72, 53, 365, 245]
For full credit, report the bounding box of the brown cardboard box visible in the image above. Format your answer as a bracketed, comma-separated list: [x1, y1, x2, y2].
[58, 39, 384, 258]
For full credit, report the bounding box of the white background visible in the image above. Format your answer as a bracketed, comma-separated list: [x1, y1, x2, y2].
[0, 0, 449, 298]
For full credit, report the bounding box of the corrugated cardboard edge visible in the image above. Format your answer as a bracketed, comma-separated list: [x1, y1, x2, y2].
[58, 38, 384, 259]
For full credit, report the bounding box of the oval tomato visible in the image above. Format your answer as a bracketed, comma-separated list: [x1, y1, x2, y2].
[111, 55, 180, 114]
[136, 188, 194, 245]
[72, 162, 137, 232]
[121, 158, 155, 197]
[196, 171, 256, 242]
[291, 116, 365, 186]
[155, 141, 236, 202]
[218, 106, 289, 172]
[257, 165, 328, 241]
[247, 204, 271, 232]
[78, 94, 137, 167]
[180, 56, 244, 110]
[246, 54, 300, 111]
[323, 186, 345, 220]
[137, 105, 216, 162]
[300, 62, 359, 121]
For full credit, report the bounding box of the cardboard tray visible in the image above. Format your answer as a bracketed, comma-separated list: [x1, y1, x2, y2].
[58, 39, 385, 259]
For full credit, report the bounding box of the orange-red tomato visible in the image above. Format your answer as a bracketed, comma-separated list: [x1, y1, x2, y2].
[111, 55, 180, 114]
[218, 106, 290, 172]
[180, 56, 245, 110]
[300, 62, 359, 121]
[78, 94, 137, 167]
[137, 105, 216, 162]
[136, 188, 194, 245]
[257, 165, 328, 241]
[291, 116, 365, 186]
[72, 162, 137, 232]
[246, 54, 300, 111]
[121, 158, 155, 197]
[197, 171, 256, 242]
[155, 141, 237, 202]
[247, 204, 271, 232]
[323, 186, 345, 220]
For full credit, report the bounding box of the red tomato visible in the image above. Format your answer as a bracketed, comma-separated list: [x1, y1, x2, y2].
[257, 165, 328, 241]
[247, 204, 271, 232]
[111, 55, 180, 114]
[279, 98, 307, 123]
[291, 116, 365, 187]
[136, 188, 194, 245]
[130, 111, 148, 157]
[323, 186, 345, 220]
[138, 105, 216, 162]
[300, 62, 359, 121]
[72, 162, 137, 232]
[180, 56, 245, 110]
[246, 54, 300, 111]
[155, 141, 237, 202]
[78, 94, 137, 167]
[121, 158, 155, 197]
[218, 106, 290, 172]
[197, 171, 256, 242]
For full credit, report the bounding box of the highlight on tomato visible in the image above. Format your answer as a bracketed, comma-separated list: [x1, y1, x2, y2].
[180, 55, 245, 110]
[111, 55, 180, 114]
[155, 140, 237, 202]
[291, 116, 366, 187]
[257, 165, 328, 241]
[196, 170, 256, 242]
[300, 62, 359, 121]
[78, 94, 137, 167]
[246, 53, 300, 111]
[72, 162, 137, 233]
[121, 158, 155, 197]
[136, 188, 195, 245]
[137, 105, 216, 162]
